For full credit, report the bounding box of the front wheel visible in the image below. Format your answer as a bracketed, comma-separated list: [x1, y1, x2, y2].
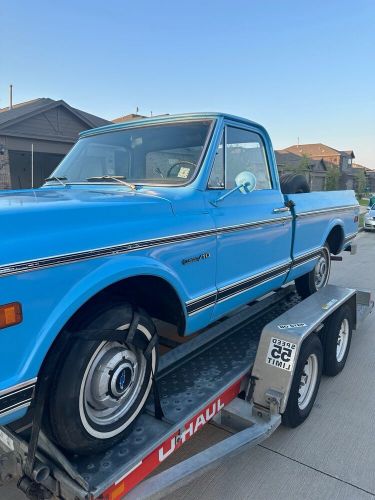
[45, 302, 158, 455]
[295, 244, 331, 299]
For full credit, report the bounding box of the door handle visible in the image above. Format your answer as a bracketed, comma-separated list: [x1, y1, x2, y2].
[273, 207, 291, 213]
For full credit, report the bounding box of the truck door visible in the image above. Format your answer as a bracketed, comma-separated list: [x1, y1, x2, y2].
[206, 123, 293, 321]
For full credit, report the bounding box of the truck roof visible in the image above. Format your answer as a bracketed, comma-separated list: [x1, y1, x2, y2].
[79, 112, 266, 138]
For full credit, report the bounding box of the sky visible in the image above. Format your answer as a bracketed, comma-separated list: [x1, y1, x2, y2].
[1, 0, 374, 167]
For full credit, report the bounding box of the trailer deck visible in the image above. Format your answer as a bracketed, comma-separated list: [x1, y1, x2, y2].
[0, 285, 372, 500]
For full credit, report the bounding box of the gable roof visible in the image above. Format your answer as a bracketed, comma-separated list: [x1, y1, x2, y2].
[112, 113, 147, 123]
[275, 150, 327, 171]
[0, 98, 110, 130]
[280, 143, 355, 159]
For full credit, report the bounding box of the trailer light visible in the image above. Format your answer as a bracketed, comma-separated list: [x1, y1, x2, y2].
[0, 302, 22, 329]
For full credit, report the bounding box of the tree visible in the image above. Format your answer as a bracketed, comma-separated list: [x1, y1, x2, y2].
[354, 169, 367, 197]
[325, 164, 340, 191]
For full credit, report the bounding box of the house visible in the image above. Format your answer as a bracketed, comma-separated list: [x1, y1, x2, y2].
[274, 149, 328, 191]
[0, 98, 110, 189]
[352, 163, 375, 193]
[276, 143, 356, 190]
[112, 113, 147, 123]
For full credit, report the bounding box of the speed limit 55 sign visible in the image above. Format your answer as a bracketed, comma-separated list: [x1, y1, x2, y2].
[266, 337, 297, 371]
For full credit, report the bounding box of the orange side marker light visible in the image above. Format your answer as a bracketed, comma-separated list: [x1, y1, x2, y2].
[0, 302, 22, 329]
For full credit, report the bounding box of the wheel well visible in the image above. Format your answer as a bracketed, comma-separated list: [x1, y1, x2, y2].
[326, 225, 344, 255]
[66, 275, 186, 334]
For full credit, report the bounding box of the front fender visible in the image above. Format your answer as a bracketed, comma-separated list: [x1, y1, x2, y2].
[1, 255, 188, 390]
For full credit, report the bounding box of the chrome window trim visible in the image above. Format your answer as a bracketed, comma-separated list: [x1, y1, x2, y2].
[47, 119, 216, 189]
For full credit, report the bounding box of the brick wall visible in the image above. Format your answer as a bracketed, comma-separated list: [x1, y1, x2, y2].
[0, 149, 11, 189]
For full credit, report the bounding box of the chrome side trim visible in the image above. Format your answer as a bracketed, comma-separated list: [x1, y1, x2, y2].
[187, 260, 292, 315]
[186, 248, 324, 315]
[0, 378, 37, 398]
[0, 379, 36, 418]
[0, 401, 32, 418]
[0, 218, 291, 278]
[297, 205, 358, 218]
[344, 232, 357, 243]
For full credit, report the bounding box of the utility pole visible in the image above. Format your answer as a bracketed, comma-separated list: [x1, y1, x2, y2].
[9, 84, 13, 109]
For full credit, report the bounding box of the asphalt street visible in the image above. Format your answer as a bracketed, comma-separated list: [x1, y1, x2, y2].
[2, 231, 375, 500]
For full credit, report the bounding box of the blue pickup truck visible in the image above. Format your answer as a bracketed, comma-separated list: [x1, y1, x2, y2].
[0, 113, 358, 455]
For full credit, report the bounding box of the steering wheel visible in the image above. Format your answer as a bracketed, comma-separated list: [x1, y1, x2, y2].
[166, 160, 197, 178]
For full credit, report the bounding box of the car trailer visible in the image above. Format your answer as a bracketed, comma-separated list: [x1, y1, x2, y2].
[0, 284, 372, 500]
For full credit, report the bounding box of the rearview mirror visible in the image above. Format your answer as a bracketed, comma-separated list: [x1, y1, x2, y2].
[211, 171, 257, 206]
[235, 171, 257, 194]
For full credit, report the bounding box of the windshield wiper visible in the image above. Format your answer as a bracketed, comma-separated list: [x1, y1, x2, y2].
[86, 175, 136, 190]
[44, 176, 67, 186]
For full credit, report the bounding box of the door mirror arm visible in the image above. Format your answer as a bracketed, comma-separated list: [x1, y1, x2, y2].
[210, 171, 257, 207]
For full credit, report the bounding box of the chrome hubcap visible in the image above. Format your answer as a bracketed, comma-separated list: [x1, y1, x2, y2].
[82, 340, 146, 426]
[336, 318, 349, 362]
[298, 353, 318, 410]
[314, 254, 329, 289]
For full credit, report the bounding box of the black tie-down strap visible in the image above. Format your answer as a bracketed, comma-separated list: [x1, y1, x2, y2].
[78, 309, 164, 419]
[24, 309, 163, 484]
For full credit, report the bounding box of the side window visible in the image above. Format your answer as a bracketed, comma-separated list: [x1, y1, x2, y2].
[208, 136, 224, 188]
[226, 127, 272, 190]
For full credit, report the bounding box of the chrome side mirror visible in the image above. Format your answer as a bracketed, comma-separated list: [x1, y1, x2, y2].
[211, 171, 257, 206]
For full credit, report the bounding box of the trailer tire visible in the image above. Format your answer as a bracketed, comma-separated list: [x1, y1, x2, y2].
[45, 301, 158, 455]
[295, 244, 331, 299]
[282, 334, 322, 428]
[322, 305, 353, 376]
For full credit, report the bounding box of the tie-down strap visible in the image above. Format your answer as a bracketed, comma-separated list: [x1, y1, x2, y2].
[77, 310, 158, 360]
[77, 309, 163, 419]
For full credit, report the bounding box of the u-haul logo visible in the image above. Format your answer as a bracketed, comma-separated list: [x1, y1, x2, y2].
[158, 398, 224, 462]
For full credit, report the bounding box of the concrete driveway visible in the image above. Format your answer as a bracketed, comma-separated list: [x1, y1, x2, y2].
[2, 232, 375, 499]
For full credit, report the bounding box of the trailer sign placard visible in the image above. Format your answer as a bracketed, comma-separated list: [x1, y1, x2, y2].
[266, 337, 297, 371]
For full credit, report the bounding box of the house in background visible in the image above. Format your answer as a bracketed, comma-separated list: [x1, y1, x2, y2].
[274, 149, 328, 191]
[0, 98, 110, 189]
[112, 113, 147, 123]
[275, 143, 356, 191]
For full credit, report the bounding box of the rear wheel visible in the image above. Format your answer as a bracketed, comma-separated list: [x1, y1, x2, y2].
[295, 244, 331, 299]
[322, 305, 353, 376]
[45, 302, 158, 455]
[282, 334, 323, 427]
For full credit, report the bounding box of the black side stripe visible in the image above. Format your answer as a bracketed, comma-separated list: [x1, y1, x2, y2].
[292, 249, 323, 267]
[217, 263, 291, 302]
[186, 293, 217, 314]
[0, 384, 35, 416]
[186, 249, 324, 315]
[187, 261, 292, 315]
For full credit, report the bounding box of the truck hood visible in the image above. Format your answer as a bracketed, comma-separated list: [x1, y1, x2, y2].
[1, 187, 174, 266]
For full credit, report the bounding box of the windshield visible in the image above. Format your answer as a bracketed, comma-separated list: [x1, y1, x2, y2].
[48, 120, 213, 186]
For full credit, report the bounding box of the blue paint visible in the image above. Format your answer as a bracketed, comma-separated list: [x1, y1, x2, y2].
[0, 113, 358, 426]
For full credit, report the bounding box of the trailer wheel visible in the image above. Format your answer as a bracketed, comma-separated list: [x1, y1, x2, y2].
[322, 305, 353, 376]
[295, 244, 331, 299]
[282, 334, 322, 428]
[46, 302, 158, 455]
